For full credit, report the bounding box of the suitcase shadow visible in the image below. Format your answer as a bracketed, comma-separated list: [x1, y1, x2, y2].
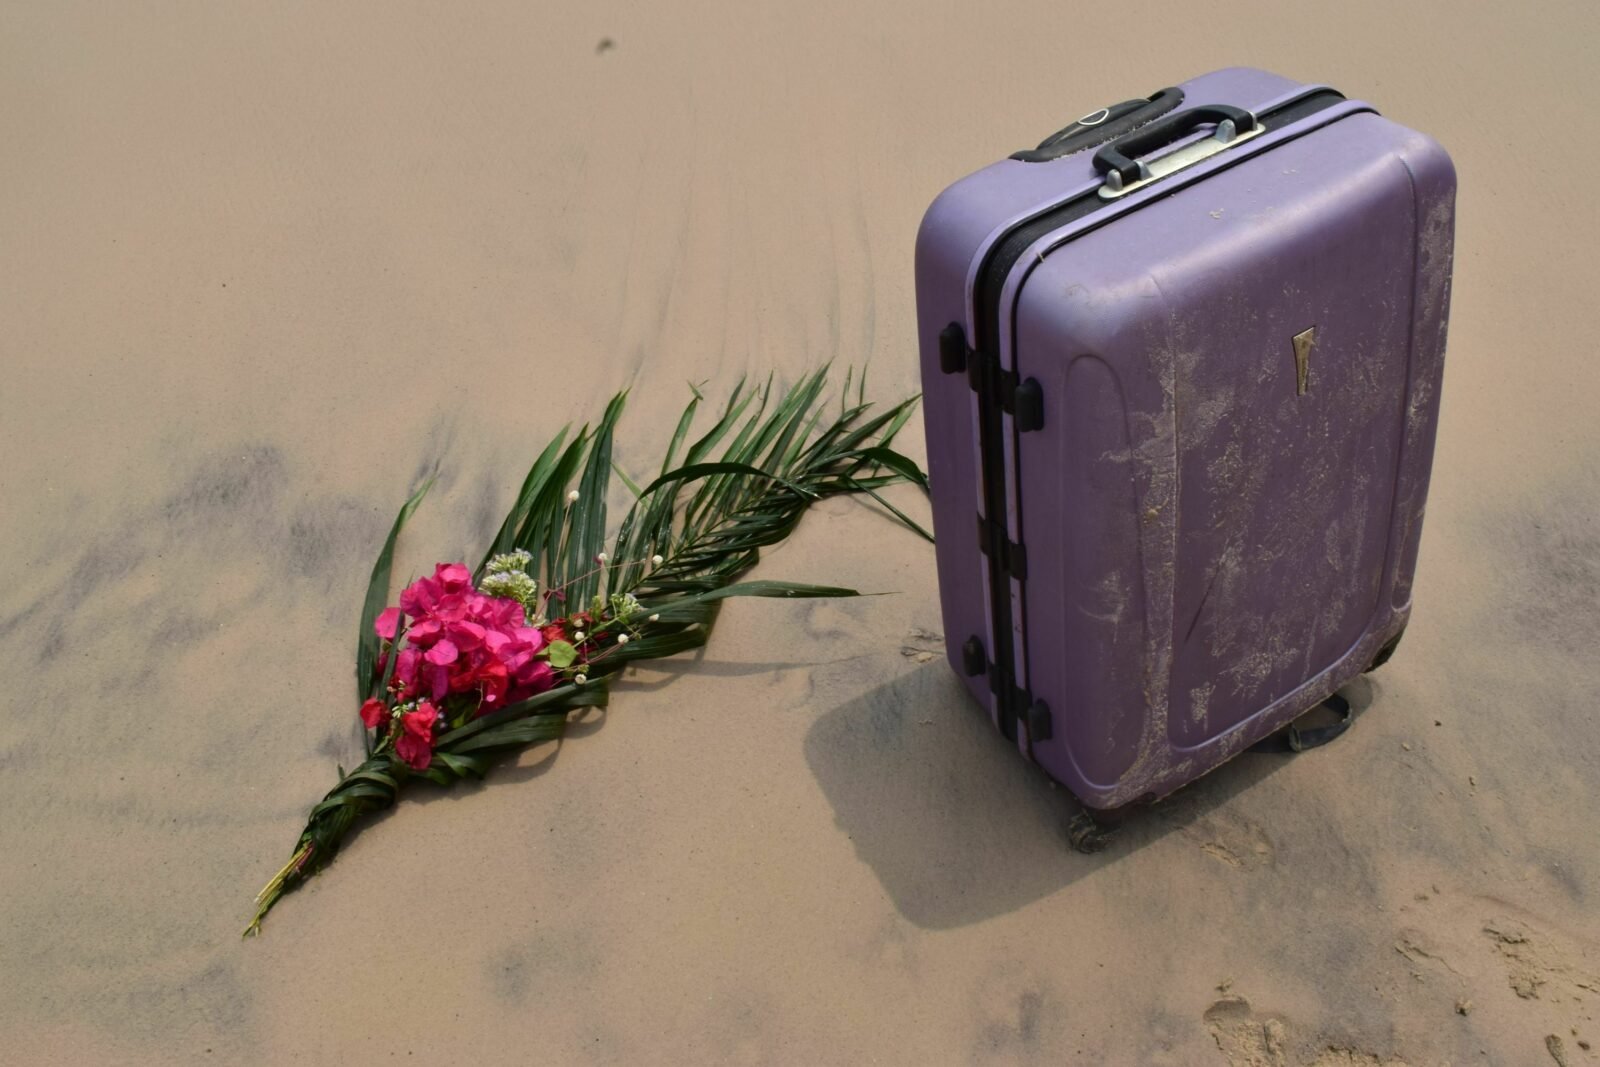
[804, 661, 1364, 930]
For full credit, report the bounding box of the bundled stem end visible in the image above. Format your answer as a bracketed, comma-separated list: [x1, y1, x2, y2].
[244, 841, 314, 938]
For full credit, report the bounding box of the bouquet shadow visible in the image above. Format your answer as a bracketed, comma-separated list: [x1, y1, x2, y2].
[805, 661, 1375, 930]
[394, 648, 817, 798]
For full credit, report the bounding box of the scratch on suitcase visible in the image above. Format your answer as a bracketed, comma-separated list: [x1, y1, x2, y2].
[1116, 332, 1187, 798]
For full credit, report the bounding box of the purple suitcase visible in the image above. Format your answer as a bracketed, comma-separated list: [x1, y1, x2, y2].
[916, 67, 1455, 819]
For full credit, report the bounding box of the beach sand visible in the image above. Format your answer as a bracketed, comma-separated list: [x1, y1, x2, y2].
[2, 2, 1597, 1063]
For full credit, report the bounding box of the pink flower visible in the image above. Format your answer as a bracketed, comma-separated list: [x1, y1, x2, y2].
[407, 618, 443, 646]
[446, 621, 486, 650]
[374, 564, 560, 715]
[517, 661, 556, 693]
[393, 646, 422, 698]
[359, 698, 388, 729]
[512, 626, 546, 654]
[398, 564, 471, 618]
[439, 565, 471, 592]
[395, 702, 438, 771]
[398, 578, 438, 618]
[423, 639, 459, 667]
[374, 607, 401, 641]
[468, 658, 509, 706]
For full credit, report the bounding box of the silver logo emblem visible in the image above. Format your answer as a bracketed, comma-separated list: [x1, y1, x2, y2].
[1292, 327, 1317, 396]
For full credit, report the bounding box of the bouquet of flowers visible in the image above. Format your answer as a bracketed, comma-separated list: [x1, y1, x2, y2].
[246, 369, 928, 934]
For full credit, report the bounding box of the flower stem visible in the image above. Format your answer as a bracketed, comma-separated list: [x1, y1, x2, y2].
[242, 841, 313, 937]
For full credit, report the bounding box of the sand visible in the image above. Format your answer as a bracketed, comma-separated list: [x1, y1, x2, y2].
[3, 2, 1597, 1064]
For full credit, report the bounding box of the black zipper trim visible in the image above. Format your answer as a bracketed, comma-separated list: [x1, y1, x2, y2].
[969, 86, 1364, 744]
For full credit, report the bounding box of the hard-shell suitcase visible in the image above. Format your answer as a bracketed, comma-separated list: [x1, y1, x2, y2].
[915, 66, 1455, 816]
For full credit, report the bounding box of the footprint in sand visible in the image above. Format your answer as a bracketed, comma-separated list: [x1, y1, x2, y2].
[1204, 994, 1292, 1066]
[1481, 917, 1600, 1003]
[1203, 995, 1413, 1067]
[899, 626, 943, 664]
[1187, 810, 1277, 871]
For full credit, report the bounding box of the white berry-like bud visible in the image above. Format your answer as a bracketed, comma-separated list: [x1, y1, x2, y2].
[616, 634, 629, 645]
[567, 490, 580, 503]
[651, 554, 664, 566]
[574, 673, 587, 684]
[648, 613, 659, 623]
[596, 552, 607, 563]
[574, 631, 585, 642]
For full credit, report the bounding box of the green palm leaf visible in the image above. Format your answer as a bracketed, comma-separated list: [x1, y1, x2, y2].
[356, 478, 432, 702]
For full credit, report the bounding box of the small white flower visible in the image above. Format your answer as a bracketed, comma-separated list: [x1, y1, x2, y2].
[596, 552, 607, 563]
[616, 634, 629, 645]
[567, 490, 580, 503]
[574, 631, 585, 642]
[486, 549, 533, 575]
[574, 673, 587, 684]
[648, 613, 659, 623]
[651, 554, 664, 566]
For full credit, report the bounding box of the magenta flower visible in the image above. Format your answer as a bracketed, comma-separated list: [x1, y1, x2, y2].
[394, 702, 439, 771]
[359, 698, 388, 729]
[423, 639, 458, 667]
[374, 607, 401, 641]
[373, 563, 560, 713]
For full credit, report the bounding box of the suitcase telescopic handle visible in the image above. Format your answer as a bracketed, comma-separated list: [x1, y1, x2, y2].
[1092, 104, 1258, 187]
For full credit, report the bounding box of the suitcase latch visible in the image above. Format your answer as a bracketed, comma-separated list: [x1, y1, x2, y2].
[961, 344, 1045, 433]
[976, 514, 1029, 581]
[938, 323, 970, 375]
[1027, 700, 1053, 742]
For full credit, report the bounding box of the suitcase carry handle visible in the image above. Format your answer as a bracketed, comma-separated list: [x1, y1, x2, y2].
[1010, 87, 1185, 163]
[1093, 104, 1259, 192]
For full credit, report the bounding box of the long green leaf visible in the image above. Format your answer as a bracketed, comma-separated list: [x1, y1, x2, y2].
[648, 579, 862, 608]
[478, 428, 569, 576]
[843, 447, 929, 491]
[639, 461, 816, 503]
[438, 684, 608, 752]
[530, 429, 593, 584]
[561, 391, 627, 605]
[592, 625, 710, 666]
[449, 715, 569, 754]
[842, 477, 935, 543]
[610, 461, 644, 500]
[683, 376, 771, 533]
[682, 378, 754, 466]
[356, 478, 432, 701]
[661, 384, 703, 474]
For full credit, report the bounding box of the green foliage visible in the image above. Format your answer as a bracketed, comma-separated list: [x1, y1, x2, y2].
[356, 478, 431, 702]
[247, 368, 928, 936]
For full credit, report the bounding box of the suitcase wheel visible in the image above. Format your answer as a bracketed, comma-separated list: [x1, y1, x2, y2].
[1249, 692, 1353, 754]
[1363, 627, 1405, 673]
[1065, 810, 1117, 854]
